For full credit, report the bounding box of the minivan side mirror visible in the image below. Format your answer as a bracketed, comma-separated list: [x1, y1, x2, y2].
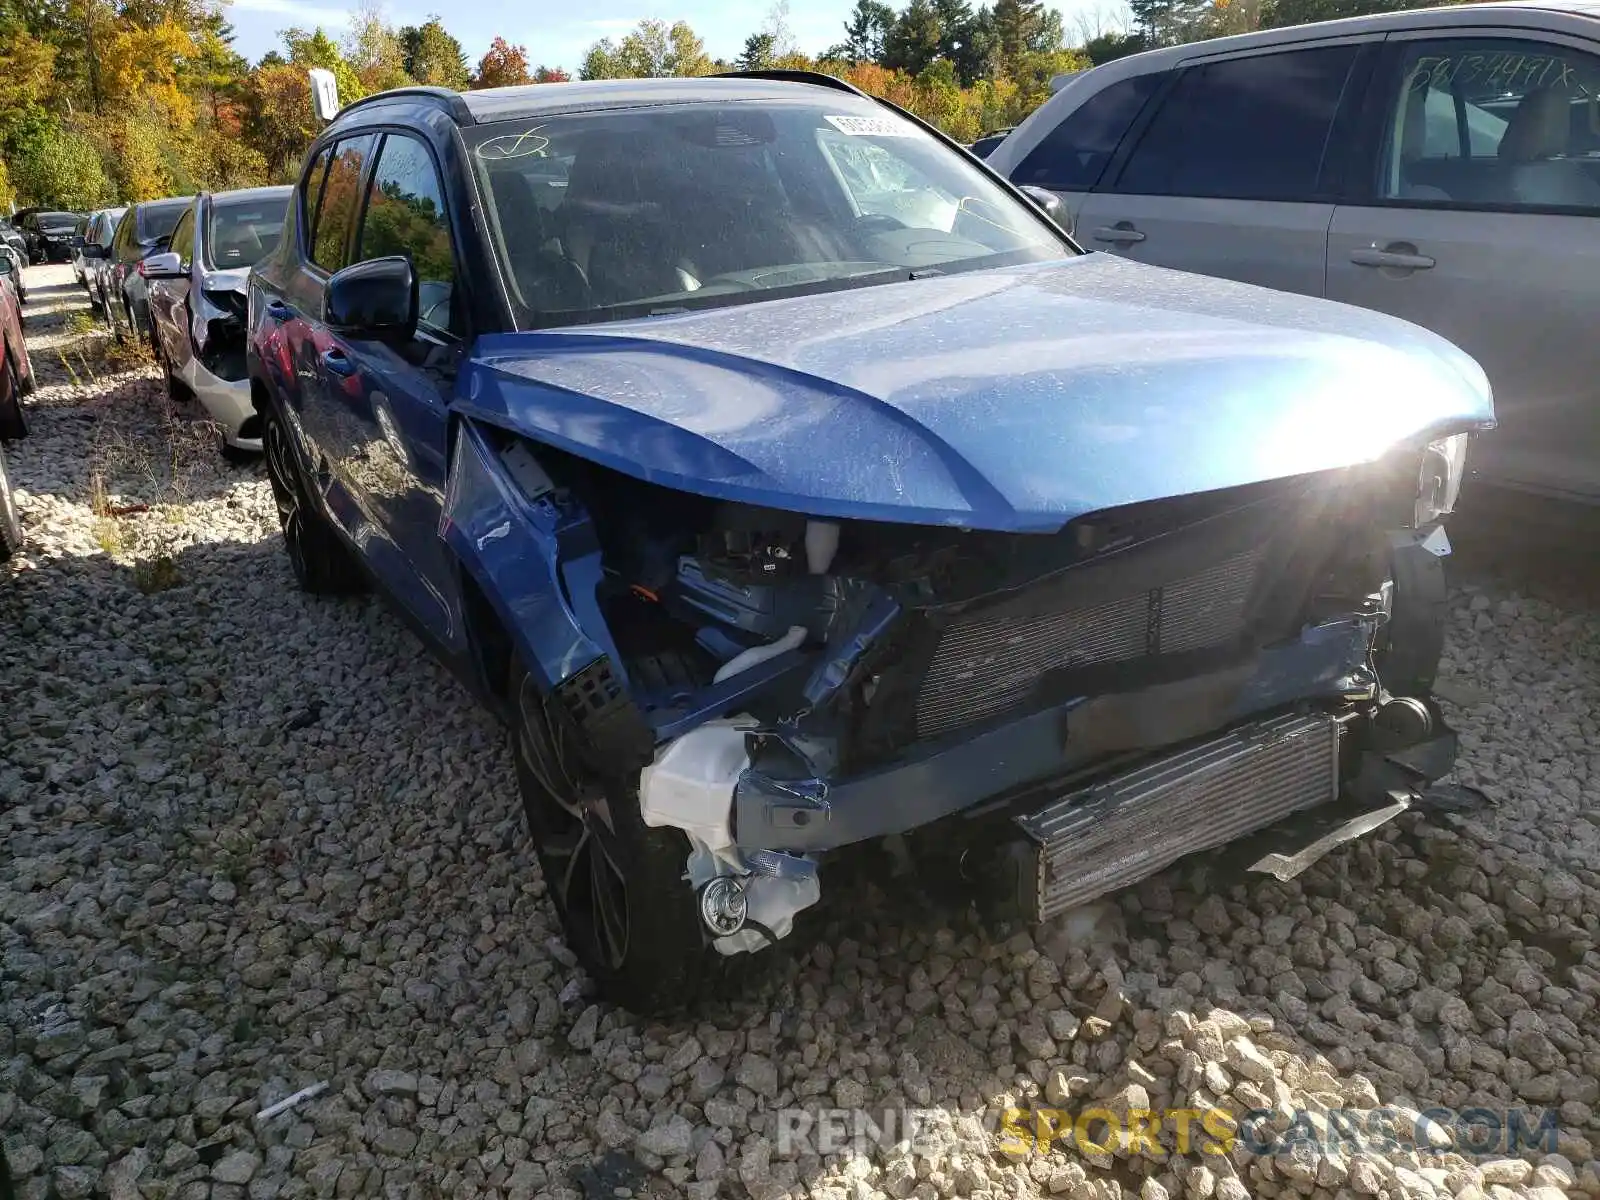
[80, 243, 105, 259]
[140, 251, 184, 279]
[325, 256, 416, 342]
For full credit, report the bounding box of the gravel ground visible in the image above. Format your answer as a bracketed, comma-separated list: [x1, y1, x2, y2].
[3, 263, 1599, 1200]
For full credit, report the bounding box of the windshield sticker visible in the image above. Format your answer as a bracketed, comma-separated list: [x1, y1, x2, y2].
[824, 114, 916, 137]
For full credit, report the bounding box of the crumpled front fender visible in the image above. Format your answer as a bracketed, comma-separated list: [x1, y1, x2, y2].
[440, 419, 623, 693]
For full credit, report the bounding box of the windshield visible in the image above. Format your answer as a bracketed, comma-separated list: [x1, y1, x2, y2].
[468, 97, 1071, 329]
[39, 212, 77, 230]
[207, 195, 288, 269]
[138, 199, 192, 244]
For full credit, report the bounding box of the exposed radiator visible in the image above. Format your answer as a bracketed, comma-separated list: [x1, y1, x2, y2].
[1015, 711, 1340, 922]
[914, 547, 1264, 739]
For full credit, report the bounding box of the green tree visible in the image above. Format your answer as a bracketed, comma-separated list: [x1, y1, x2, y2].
[345, 4, 411, 92]
[399, 17, 469, 88]
[11, 126, 111, 207]
[283, 26, 367, 103]
[737, 32, 776, 70]
[830, 0, 895, 64]
[882, 0, 942, 75]
[579, 19, 711, 78]
[1082, 29, 1148, 63]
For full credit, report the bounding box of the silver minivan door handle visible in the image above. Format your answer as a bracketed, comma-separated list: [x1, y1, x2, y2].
[1092, 224, 1146, 244]
[1350, 245, 1435, 270]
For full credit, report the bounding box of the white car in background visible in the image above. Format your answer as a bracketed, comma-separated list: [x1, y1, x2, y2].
[988, 0, 1600, 504]
[144, 186, 291, 461]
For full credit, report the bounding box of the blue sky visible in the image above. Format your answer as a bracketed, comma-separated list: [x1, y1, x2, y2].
[221, 0, 1126, 77]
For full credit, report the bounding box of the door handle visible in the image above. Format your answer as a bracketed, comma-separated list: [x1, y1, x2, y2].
[1349, 246, 1435, 270]
[320, 348, 356, 377]
[265, 300, 293, 321]
[1092, 224, 1146, 244]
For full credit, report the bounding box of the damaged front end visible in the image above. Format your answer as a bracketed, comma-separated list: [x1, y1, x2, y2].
[446, 420, 1473, 959]
[192, 284, 249, 383]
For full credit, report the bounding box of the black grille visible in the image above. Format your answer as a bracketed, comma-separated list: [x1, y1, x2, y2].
[915, 546, 1265, 738]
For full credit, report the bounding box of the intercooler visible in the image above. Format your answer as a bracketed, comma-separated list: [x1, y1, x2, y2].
[1015, 711, 1341, 922]
[914, 545, 1266, 739]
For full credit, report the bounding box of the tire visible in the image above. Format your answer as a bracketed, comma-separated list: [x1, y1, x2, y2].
[261, 399, 367, 595]
[219, 433, 256, 465]
[510, 664, 711, 1014]
[0, 441, 22, 562]
[0, 354, 25, 442]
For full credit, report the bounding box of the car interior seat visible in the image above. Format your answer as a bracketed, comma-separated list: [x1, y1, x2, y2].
[489, 169, 587, 314]
[1498, 86, 1600, 208]
[559, 135, 695, 308]
[1396, 75, 1453, 201]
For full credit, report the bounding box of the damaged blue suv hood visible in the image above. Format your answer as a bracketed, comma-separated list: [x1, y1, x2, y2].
[462, 254, 1495, 532]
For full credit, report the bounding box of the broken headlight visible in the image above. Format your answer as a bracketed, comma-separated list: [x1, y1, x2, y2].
[1416, 433, 1469, 527]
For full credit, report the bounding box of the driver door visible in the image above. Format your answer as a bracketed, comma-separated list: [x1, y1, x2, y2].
[322, 130, 467, 652]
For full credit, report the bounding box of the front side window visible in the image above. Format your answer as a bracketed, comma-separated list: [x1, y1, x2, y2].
[469, 97, 1071, 329]
[138, 200, 192, 246]
[1116, 46, 1359, 201]
[168, 207, 196, 266]
[357, 134, 457, 334]
[207, 194, 290, 270]
[311, 135, 375, 272]
[1012, 73, 1164, 192]
[1379, 39, 1600, 210]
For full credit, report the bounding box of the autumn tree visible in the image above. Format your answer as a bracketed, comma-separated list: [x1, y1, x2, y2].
[474, 36, 532, 87]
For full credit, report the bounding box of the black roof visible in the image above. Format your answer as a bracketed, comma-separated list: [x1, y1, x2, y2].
[335, 73, 877, 129]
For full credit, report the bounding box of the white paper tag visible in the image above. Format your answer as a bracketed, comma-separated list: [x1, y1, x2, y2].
[823, 114, 916, 137]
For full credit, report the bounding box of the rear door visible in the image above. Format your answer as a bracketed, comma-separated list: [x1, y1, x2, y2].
[1326, 31, 1600, 501]
[1072, 41, 1373, 295]
[320, 128, 467, 648]
[284, 133, 378, 541]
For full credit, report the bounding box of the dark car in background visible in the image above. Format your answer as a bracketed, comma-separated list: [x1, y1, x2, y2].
[250, 75, 1492, 1011]
[103, 197, 194, 341]
[20, 210, 81, 263]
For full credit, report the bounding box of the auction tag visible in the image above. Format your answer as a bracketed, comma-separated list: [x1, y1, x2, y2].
[824, 114, 917, 137]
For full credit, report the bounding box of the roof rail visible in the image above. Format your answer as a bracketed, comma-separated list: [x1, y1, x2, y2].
[333, 85, 473, 125]
[712, 69, 870, 99]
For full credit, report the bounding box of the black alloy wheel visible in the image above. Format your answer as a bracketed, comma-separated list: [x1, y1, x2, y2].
[510, 665, 709, 1014]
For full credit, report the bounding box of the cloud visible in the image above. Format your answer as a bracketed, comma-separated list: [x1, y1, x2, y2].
[228, 0, 353, 26]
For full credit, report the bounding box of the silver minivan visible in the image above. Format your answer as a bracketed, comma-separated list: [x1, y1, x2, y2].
[989, 1, 1600, 503]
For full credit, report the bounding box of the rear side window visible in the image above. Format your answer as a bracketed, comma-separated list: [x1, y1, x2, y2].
[1115, 46, 1359, 201]
[301, 145, 333, 254]
[311, 135, 376, 272]
[1012, 74, 1164, 191]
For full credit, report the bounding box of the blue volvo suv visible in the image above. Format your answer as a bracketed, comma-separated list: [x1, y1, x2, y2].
[248, 72, 1493, 1012]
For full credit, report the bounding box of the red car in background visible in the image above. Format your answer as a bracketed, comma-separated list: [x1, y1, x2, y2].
[0, 250, 35, 559]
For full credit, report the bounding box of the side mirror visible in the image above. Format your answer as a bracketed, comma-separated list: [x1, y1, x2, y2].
[325, 256, 416, 342]
[1018, 185, 1066, 227]
[139, 251, 184, 279]
[81, 244, 105, 259]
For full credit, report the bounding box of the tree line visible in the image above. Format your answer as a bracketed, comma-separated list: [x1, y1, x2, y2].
[0, 0, 1472, 211]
